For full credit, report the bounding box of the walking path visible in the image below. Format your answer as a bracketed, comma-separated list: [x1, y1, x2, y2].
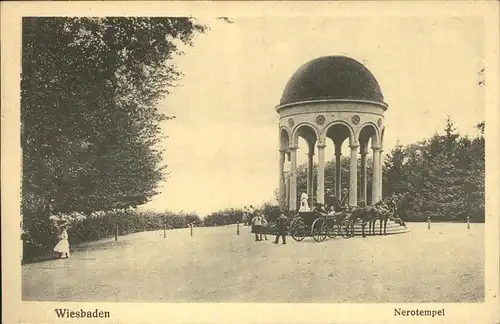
[22, 223, 484, 302]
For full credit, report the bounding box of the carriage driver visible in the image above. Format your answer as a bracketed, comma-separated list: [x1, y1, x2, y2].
[340, 188, 349, 206]
[319, 202, 344, 220]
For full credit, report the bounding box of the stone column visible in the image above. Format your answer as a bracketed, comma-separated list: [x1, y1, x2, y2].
[307, 149, 314, 197]
[289, 147, 298, 211]
[285, 172, 290, 208]
[335, 143, 342, 198]
[372, 146, 381, 204]
[349, 144, 359, 207]
[360, 145, 368, 204]
[279, 149, 286, 209]
[379, 149, 384, 199]
[317, 143, 326, 204]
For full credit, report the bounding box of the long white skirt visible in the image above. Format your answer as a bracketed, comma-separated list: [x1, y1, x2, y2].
[299, 199, 310, 212]
[53, 239, 70, 254]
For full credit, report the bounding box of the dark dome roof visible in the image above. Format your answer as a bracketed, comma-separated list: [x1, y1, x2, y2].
[279, 56, 386, 108]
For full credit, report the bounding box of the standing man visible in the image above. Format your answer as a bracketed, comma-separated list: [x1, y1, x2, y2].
[273, 213, 288, 245]
[325, 188, 334, 207]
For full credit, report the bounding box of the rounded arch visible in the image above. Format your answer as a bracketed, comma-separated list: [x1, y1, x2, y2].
[279, 127, 291, 151]
[291, 122, 319, 147]
[358, 122, 380, 148]
[323, 120, 356, 146]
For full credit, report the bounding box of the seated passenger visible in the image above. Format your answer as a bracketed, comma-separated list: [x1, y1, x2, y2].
[315, 203, 329, 215]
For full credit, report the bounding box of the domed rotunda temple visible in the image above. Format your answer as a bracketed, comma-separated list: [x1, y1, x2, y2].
[277, 56, 387, 211]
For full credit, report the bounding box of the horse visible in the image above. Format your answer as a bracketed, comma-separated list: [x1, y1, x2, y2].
[340, 194, 407, 237]
[343, 194, 401, 237]
[340, 205, 378, 238]
[321, 193, 374, 238]
[368, 199, 390, 236]
[368, 194, 404, 235]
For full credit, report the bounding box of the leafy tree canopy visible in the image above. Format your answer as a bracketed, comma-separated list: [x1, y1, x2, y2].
[22, 18, 207, 236]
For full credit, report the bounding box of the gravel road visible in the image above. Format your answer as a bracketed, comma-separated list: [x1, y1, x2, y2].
[22, 222, 484, 302]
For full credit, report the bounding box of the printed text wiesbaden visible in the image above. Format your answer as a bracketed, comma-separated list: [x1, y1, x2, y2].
[55, 309, 110, 318]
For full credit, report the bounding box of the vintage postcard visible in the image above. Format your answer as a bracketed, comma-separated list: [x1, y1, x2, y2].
[2, 1, 499, 324]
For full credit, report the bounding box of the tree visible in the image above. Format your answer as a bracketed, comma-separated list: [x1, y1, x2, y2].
[184, 212, 203, 226]
[21, 17, 206, 249]
[460, 122, 485, 221]
[398, 142, 426, 220]
[381, 118, 485, 222]
[383, 140, 407, 197]
[260, 202, 281, 222]
[418, 118, 467, 221]
[420, 138, 467, 221]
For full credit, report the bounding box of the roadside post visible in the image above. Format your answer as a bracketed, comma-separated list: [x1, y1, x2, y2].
[427, 216, 431, 230]
[237, 221, 240, 235]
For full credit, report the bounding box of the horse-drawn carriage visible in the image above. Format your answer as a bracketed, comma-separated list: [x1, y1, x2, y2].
[288, 192, 408, 242]
[289, 210, 353, 242]
[255, 192, 406, 242]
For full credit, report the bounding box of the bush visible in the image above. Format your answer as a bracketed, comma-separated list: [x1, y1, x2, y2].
[203, 203, 282, 227]
[203, 208, 245, 226]
[22, 209, 202, 262]
[260, 202, 281, 222]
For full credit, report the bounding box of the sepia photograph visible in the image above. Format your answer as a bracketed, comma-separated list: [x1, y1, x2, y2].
[2, 1, 499, 324]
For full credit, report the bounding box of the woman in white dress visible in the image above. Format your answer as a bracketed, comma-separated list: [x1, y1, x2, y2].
[49, 216, 61, 258]
[53, 224, 70, 258]
[299, 191, 310, 212]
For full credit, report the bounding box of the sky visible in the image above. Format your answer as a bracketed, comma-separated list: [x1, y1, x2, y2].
[139, 16, 485, 216]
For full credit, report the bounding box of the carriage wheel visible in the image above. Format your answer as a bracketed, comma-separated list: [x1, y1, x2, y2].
[340, 220, 352, 238]
[327, 224, 339, 238]
[312, 218, 328, 242]
[290, 217, 306, 242]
